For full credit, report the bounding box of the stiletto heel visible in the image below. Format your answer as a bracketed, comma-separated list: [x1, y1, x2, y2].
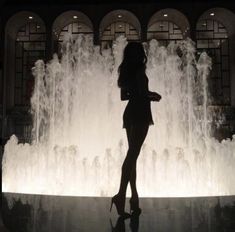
[110, 194, 130, 218]
[110, 200, 113, 212]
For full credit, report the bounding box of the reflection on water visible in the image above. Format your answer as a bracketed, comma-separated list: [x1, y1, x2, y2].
[110, 215, 140, 232]
[2, 193, 235, 232]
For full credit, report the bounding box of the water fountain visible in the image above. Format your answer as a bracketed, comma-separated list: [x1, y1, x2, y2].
[2, 34, 235, 198]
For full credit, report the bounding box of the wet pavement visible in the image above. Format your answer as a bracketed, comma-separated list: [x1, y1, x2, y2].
[2, 193, 235, 232]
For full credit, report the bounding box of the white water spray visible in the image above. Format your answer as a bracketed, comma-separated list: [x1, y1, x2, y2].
[2, 35, 235, 197]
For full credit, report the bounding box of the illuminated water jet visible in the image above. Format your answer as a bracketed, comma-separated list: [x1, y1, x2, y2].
[2, 35, 235, 197]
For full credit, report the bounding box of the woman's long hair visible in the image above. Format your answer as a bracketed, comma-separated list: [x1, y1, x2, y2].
[118, 42, 147, 88]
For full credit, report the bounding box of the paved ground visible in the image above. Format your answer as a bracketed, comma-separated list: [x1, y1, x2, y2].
[0, 211, 9, 232]
[2, 193, 235, 232]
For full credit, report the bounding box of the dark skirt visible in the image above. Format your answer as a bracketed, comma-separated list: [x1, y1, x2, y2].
[123, 99, 154, 128]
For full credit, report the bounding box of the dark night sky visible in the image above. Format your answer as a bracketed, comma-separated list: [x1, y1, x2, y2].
[0, 0, 234, 5]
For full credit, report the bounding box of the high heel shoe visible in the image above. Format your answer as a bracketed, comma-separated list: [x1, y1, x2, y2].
[129, 197, 142, 216]
[110, 194, 130, 218]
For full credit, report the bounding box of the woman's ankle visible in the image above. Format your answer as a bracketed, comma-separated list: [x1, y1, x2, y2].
[131, 192, 138, 199]
[117, 191, 126, 197]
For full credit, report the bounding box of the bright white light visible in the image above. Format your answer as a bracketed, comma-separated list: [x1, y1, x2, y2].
[117, 14, 122, 18]
[73, 15, 78, 19]
[210, 12, 215, 16]
[163, 14, 168, 17]
[29, 16, 33, 19]
[2, 35, 235, 197]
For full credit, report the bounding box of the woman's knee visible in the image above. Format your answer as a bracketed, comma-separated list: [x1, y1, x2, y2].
[122, 158, 136, 171]
[129, 144, 142, 154]
[125, 149, 140, 162]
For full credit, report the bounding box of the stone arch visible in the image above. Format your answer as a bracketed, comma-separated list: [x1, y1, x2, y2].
[52, 10, 93, 40]
[5, 11, 46, 107]
[99, 9, 141, 48]
[197, 7, 235, 107]
[4, 11, 46, 140]
[147, 8, 190, 42]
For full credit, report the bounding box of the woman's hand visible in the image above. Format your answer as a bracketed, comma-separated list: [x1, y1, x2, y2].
[148, 91, 162, 102]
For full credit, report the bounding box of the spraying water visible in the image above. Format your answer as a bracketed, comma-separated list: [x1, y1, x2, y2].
[2, 35, 235, 197]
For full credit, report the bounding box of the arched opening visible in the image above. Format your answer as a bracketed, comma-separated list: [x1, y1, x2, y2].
[196, 8, 235, 108]
[15, 21, 46, 106]
[196, 19, 229, 105]
[52, 11, 93, 52]
[196, 8, 235, 137]
[100, 10, 141, 49]
[4, 11, 46, 141]
[58, 22, 93, 42]
[147, 9, 190, 46]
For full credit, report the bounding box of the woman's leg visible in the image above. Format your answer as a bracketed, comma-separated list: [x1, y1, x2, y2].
[126, 127, 138, 197]
[130, 163, 137, 197]
[118, 123, 149, 197]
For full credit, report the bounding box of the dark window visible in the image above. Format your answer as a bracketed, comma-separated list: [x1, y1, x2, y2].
[147, 21, 183, 46]
[15, 22, 46, 106]
[100, 22, 140, 49]
[56, 22, 93, 52]
[58, 22, 93, 42]
[196, 19, 230, 105]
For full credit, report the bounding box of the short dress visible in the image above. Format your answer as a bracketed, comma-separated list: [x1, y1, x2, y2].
[122, 73, 154, 129]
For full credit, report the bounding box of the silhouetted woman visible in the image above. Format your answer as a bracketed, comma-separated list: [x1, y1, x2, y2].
[110, 42, 161, 218]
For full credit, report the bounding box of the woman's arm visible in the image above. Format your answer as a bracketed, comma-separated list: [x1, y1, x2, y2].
[120, 88, 130, 101]
[136, 72, 149, 97]
[133, 81, 162, 101]
[136, 72, 161, 101]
